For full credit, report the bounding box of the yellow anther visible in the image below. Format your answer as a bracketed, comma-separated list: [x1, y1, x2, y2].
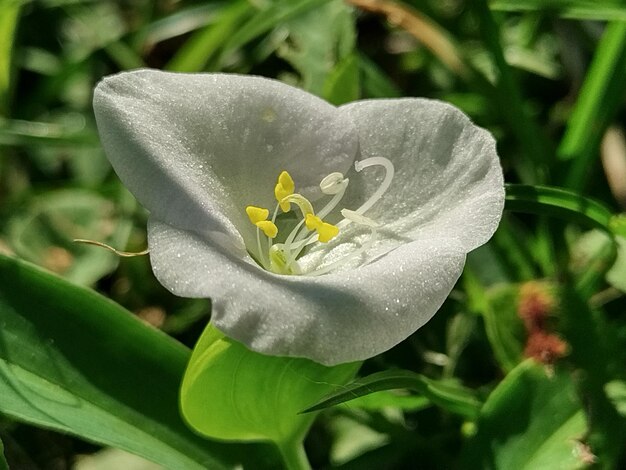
[317, 222, 339, 243]
[275, 171, 295, 212]
[305, 214, 339, 243]
[305, 213, 322, 231]
[256, 220, 278, 239]
[278, 171, 294, 193]
[246, 206, 270, 225]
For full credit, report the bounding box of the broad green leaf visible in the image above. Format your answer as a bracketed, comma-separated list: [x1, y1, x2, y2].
[180, 324, 359, 449]
[0, 0, 20, 116]
[490, 0, 626, 21]
[302, 370, 481, 419]
[482, 284, 526, 372]
[0, 254, 274, 470]
[461, 361, 587, 470]
[505, 184, 616, 234]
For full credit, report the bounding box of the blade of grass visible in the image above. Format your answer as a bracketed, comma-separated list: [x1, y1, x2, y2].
[165, 0, 252, 72]
[0, 0, 20, 116]
[301, 370, 482, 419]
[505, 184, 615, 233]
[221, 0, 334, 62]
[474, 0, 551, 183]
[490, 0, 626, 21]
[558, 22, 626, 190]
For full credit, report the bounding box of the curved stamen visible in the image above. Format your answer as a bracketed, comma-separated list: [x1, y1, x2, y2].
[352, 156, 394, 215]
[316, 177, 349, 219]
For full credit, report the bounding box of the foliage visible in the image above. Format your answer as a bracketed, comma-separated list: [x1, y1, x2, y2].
[1, 0, 625, 469]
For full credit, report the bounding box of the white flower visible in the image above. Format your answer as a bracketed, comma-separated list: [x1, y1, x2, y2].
[93, 69, 504, 366]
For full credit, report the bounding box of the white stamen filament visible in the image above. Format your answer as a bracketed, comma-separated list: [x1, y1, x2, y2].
[352, 156, 394, 215]
[256, 227, 269, 269]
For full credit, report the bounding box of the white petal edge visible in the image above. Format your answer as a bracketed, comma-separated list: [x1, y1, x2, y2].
[148, 217, 467, 366]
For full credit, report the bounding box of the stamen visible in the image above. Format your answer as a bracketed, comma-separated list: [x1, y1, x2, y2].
[246, 206, 270, 225]
[245, 163, 391, 276]
[305, 214, 339, 243]
[275, 171, 295, 212]
[340, 209, 380, 228]
[256, 220, 278, 238]
[316, 176, 349, 220]
[352, 156, 395, 215]
[280, 194, 314, 218]
[320, 172, 347, 195]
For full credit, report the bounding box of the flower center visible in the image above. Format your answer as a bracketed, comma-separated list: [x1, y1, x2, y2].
[245, 157, 394, 275]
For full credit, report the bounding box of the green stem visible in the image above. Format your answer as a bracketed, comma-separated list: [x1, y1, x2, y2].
[276, 440, 312, 470]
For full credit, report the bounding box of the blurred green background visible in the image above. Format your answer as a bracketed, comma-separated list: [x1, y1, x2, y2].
[1, 0, 626, 468]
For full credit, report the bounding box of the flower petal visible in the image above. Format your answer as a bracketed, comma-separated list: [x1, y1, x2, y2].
[148, 217, 466, 366]
[93, 69, 358, 257]
[336, 99, 504, 255]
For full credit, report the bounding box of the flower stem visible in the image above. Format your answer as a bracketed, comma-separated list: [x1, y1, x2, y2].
[276, 440, 312, 470]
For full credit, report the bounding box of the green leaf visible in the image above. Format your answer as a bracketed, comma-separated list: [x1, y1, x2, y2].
[558, 22, 626, 190]
[474, 0, 550, 184]
[323, 53, 360, 105]
[605, 381, 626, 418]
[505, 184, 615, 233]
[560, 285, 626, 466]
[277, 0, 355, 95]
[165, 0, 252, 72]
[569, 230, 621, 297]
[461, 361, 587, 470]
[482, 284, 526, 372]
[222, 0, 335, 62]
[0, 254, 273, 470]
[490, 0, 626, 21]
[0, 0, 20, 116]
[358, 53, 401, 98]
[0, 435, 7, 470]
[345, 390, 430, 412]
[180, 324, 359, 447]
[5, 188, 133, 286]
[302, 370, 482, 419]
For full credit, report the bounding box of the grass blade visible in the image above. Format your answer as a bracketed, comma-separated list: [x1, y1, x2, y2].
[302, 370, 482, 419]
[558, 22, 626, 190]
